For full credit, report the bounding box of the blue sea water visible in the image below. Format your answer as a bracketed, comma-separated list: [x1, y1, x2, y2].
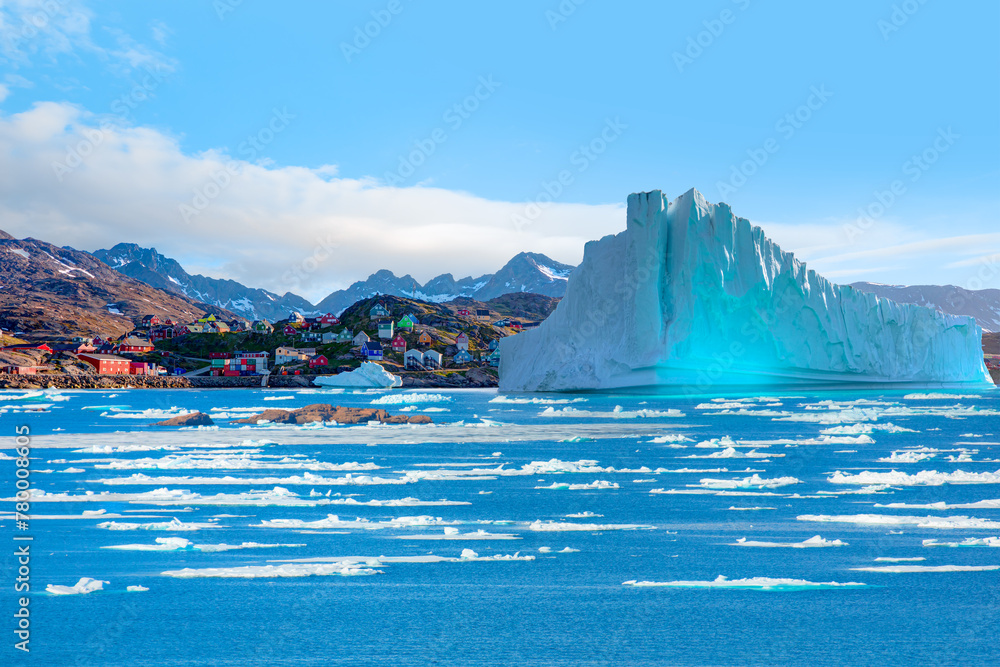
[2, 386, 1000, 666]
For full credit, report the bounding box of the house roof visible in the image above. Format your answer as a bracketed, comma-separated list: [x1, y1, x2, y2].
[79, 353, 129, 361]
[119, 337, 153, 347]
[363, 341, 383, 351]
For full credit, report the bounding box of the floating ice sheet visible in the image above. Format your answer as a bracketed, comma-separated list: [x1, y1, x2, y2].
[923, 537, 1000, 547]
[623, 575, 867, 591]
[829, 470, 1000, 486]
[46, 578, 107, 595]
[851, 564, 1000, 573]
[797, 514, 1000, 529]
[733, 536, 847, 548]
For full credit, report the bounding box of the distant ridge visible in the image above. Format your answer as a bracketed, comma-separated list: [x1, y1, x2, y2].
[850, 282, 1000, 333]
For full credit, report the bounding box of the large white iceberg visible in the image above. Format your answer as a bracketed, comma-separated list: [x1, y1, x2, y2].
[500, 188, 993, 391]
[313, 362, 402, 389]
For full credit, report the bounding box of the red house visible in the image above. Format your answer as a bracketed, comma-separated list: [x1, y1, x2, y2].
[141, 315, 161, 327]
[319, 313, 340, 326]
[282, 325, 297, 335]
[307, 354, 329, 369]
[390, 334, 406, 353]
[116, 337, 154, 353]
[457, 308, 471, 317]
[78, 353, 131, 375]
[1, 366, 36, 375]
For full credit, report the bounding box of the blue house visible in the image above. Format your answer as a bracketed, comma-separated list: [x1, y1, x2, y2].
[369, 302, 390, 319]
[453, 349, 473, 365]
[361, 341, 384, 361]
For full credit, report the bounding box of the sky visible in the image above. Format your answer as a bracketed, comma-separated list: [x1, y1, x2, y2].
[0, 0, 997, 303]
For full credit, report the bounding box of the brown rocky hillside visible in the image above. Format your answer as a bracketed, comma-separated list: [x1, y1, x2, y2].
[0, 231, 233, 340]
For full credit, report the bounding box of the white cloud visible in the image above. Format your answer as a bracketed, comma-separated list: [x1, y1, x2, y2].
[0, 102, 622, 301]
[0, 83, 8, 102]
[0, 0, 175, 76]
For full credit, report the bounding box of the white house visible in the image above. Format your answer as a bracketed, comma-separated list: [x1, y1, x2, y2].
[353, 331, 371, 346]
[404, 349, 425, 369]
[423, 349, 442, 369]
[275, 346, 315, 365]
[455, 332, 470, 351]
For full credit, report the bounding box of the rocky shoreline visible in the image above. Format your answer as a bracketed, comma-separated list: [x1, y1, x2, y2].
[0, 369, 499, 390]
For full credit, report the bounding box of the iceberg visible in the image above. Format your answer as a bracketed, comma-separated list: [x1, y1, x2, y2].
[313, 362, 402, 389]
[500, 188, 993, 391]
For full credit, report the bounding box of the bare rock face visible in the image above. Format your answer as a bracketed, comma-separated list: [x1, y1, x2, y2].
[154, 412, 215, 426]
[232, 403, 432, 425]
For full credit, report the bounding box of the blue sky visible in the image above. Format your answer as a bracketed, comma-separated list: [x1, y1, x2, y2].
[0, 0, 997, 302]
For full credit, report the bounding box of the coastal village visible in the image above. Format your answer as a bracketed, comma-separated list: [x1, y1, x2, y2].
[0, 294, 554, 388]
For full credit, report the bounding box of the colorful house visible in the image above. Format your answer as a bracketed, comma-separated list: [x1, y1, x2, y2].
[140, 315, 161, 328]
[319, 313, 340, 326]
[404, 349, 424, 369]
[197, 314, 217, 323]
[391, 334, 406, 353]
[1, 365, 36, 375]
[457, 308, 471, 317]
[488, 339, 500, 351]
[275, 347, 315, 365]
[252, 320, 274, 333]
[417, 331, 433, 346]
[308, 354, 329, 369]
[209, 321, 230, 334]
[493, 319, 510, 327]
[453, 350, 473, 365]
[287, 311, 305, 323]
[336, 329, 354, 343]
[353, 331, 371, 346]
[361, 341, 383, 361]
[282, 325, 297, 335]
[486, 349, 501, 367]
[397, 314, 418, 330]
[116, 337, 154, 354]
[422, 349, 442, 369]
[454, 332, 470, 351]
[378, 321, 394, 339]
[476, 309, 490, 318]
[369, 302, 390, 318]
[78, 353, 131, 375]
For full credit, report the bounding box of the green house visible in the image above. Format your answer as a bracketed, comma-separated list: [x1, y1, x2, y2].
[335, 328, 353, 343]
[397, 314, 418, 330]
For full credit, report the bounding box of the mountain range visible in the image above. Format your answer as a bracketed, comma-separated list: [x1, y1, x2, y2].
[850, 282, 1000, 333]
[0, 231, 233, 339]
[93, 244, 575, 321]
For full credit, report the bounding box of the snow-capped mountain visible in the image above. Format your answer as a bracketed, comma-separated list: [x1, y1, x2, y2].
[313, 252, 575, 314]
[0, 232, 232, 338]
[850, 282, 1000, 333]
[92, 244, 317, 322]
[93, 245, 577, 319]
[500, 189, 992, 391]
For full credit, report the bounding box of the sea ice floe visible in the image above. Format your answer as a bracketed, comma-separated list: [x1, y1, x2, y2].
[96, 472, 415, 487]
[457, 548, 533, 561]
[828, 470, 1000, 486]
[101, 407, 194, 419]
[727, 506, 777, 511]
[46, 578, 107, 595]
[875, 557, 926, 562]
[126, 585, 149, 592]
[733, 535, 847, 548]
[878, 450, 937, 463]
[162, 562, 381, 578]
[821, 423, 916, 434]
[103, 537, 304, 551]
[851, 564, 1000, 573]
[328, 497, 471, 507]
[17, 487, 348, 507]
[371, 393, 452, 405]
[93, 453, 382, 472]
[395, 528, 519, 540]
[797, 514, 1000, 529]
[903, 393, 982, 400]
[622, 575, 867, 590]
[693, 475, 801, 490]
[648, 435, 693, 444]
[489, 396, 587, 404]
[96, 517, 220, 531]
[258, 514, 460, 531]
[876, 499, 1000, 510]
[922, 537, 1000, 547]
[526, 520, 654, 532]
[684, 447, 778, 460]
[538, 406, 685, 419]
[535, 480, 619, 490]
[565, 512, 602, 518]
